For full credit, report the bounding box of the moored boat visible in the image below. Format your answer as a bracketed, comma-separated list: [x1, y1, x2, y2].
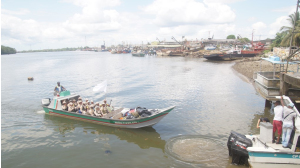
[42, 91, 175, 128]
[203, 53, 256, 61]
[132, 50, 145, 57]
[227, 96, 300, 167]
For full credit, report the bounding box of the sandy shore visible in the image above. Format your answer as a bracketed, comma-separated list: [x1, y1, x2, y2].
[232, 57, 299, 82]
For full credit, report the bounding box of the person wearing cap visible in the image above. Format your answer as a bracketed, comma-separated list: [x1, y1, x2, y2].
[80, 102, 87, 115]
[94, 106, 103, 117]
[68, 102, 75, 112]
[77, 101, 82, 112]
[62, 101, 68, 111]
[72, 99, 78, 109]
[281, 96, 296, 148]
[88, 105, 95, 116]
[90, 100, 94, 105]
[54, 82, 66, 95]
[100, 100, 110, 114]
[272, 100, 283, 144]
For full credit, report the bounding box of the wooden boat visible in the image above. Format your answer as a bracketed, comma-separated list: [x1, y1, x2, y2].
[42, 91, 175, 128]
[132, 50, 145, 57]
[156, 50, 171, 56]
[169, 51, 183, 56]
[227, 96, 300, 167]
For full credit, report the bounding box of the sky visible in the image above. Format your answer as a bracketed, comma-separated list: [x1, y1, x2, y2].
[1, 0, 298, 51]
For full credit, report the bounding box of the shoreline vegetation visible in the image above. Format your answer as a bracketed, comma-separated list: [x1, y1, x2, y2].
[18, 47, 83, 53]
[1, 45, 17, 55]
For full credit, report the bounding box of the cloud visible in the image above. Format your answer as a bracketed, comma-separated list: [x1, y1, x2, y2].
[203, 0, 244, 4]
[269, 16, 290, 36]
[247, 17, 257, 22]
[272, 6, 296, 13]
[2, 9, 30, 15]
[63, 0, 121, 8]
[144, 0, 236, 27]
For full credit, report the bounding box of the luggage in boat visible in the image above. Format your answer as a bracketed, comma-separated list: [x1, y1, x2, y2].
[227, 131, 252, 165]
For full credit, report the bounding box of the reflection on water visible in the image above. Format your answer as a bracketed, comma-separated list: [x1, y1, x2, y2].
[44, 115, 166, 151]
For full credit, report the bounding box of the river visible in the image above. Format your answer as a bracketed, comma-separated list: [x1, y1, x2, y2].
[1, 51, 273, 168]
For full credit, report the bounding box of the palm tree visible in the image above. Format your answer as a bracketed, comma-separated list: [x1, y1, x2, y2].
[280, 12, 300, 47]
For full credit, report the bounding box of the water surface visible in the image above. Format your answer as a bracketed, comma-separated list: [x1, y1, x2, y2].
[1, 51, 272, 167]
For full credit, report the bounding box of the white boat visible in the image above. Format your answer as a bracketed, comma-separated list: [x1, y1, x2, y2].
[227, 96, 300, 167]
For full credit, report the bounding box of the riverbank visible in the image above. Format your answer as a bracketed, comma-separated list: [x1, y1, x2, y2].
[232, 57, 299, 82]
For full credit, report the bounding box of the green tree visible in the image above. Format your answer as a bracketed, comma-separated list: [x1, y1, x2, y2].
[238, 38, 250, 43]
[1, 45, 17, 55]
[280, 12, 300, 46]
[271, 31, 287, 48]
[226, 35, 236, 39]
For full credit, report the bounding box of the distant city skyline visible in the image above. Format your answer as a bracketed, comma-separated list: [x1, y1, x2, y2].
[1, 0, 298, 51]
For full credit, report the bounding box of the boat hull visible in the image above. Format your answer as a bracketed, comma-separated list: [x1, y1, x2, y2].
[203, 53, 256, 61]
[43, 106, 175, 128]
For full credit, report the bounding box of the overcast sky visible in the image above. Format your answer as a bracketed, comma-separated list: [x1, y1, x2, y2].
[1, 0, 297, 51]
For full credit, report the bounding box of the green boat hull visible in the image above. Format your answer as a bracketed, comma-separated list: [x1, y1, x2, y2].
[43, 106, 175, 128]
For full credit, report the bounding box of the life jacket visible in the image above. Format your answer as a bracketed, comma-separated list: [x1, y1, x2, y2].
[56, 85, 62, 92]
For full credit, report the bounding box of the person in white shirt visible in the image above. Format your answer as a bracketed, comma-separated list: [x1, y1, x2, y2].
[273, 101, 283, 144]
[281, 96, 296, 148]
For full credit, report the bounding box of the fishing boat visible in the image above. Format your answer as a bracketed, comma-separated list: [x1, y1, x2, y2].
[42, 91, 175, 128]
[227, 96, 300, 168]
[132, 50, 145, 57]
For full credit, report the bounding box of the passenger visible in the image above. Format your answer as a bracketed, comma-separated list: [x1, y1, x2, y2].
[68, 102, 75, 112]
[77, 101, 82, 112]
[100, 100, 110, 114]
[94, 106, 103, 117]
[281, 96, 297, 148]
[62, 101, 68, 111]
[88, 105, 95, 116]
[256, 117, 270, 128]
[85, 98, 89, 103]
[80, 102, 87, 115]
[54, 82, 66, 95]
[86, 106, 91, 115]
[72, 99, 78, 110]
[91, 100, 94, 105]
[273, 101, 283, 144]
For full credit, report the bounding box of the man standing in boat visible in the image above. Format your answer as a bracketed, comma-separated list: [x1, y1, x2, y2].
[273, 101, 283, 144]
[281, 96, 296, 148]
[54, 82, 66, 95]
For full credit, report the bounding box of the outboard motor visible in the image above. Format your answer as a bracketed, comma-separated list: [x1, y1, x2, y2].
[42, 98, 51, 106]
[227, 131, 252, 165]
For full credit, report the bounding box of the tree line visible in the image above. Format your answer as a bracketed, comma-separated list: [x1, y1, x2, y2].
[1, 45, 16, 55]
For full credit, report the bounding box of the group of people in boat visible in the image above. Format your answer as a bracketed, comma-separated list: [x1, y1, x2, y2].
[61, 97, 110, 117]
[257, 96, 297, 148]
[54, 82, 110, 117]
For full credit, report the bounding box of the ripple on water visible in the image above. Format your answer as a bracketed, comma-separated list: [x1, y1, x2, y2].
[165, 135, 229, 168]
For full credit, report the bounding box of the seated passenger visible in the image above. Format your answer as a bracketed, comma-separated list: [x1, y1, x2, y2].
[72, 99, 78, 110]
[62, 101, 68, 111]
[94, 106, 103, 117]
[100, 100, 110, 114]
[68, 102, 75, 112]
[77, 101, 82, 111]
[80, 102, 87, 115]
[90, 100, 94, 106]
[86, 106, 91, 115]
[88, 105, 95, 116]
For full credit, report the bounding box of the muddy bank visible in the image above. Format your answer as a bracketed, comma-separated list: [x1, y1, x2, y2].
[232, 57, 298, 82]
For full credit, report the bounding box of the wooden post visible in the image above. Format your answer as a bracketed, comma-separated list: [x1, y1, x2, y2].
[280, 73, 289, 95]
[265, 99, 271, 108]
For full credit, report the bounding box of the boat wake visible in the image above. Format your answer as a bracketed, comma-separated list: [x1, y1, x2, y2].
[36, 110, 45, 114]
